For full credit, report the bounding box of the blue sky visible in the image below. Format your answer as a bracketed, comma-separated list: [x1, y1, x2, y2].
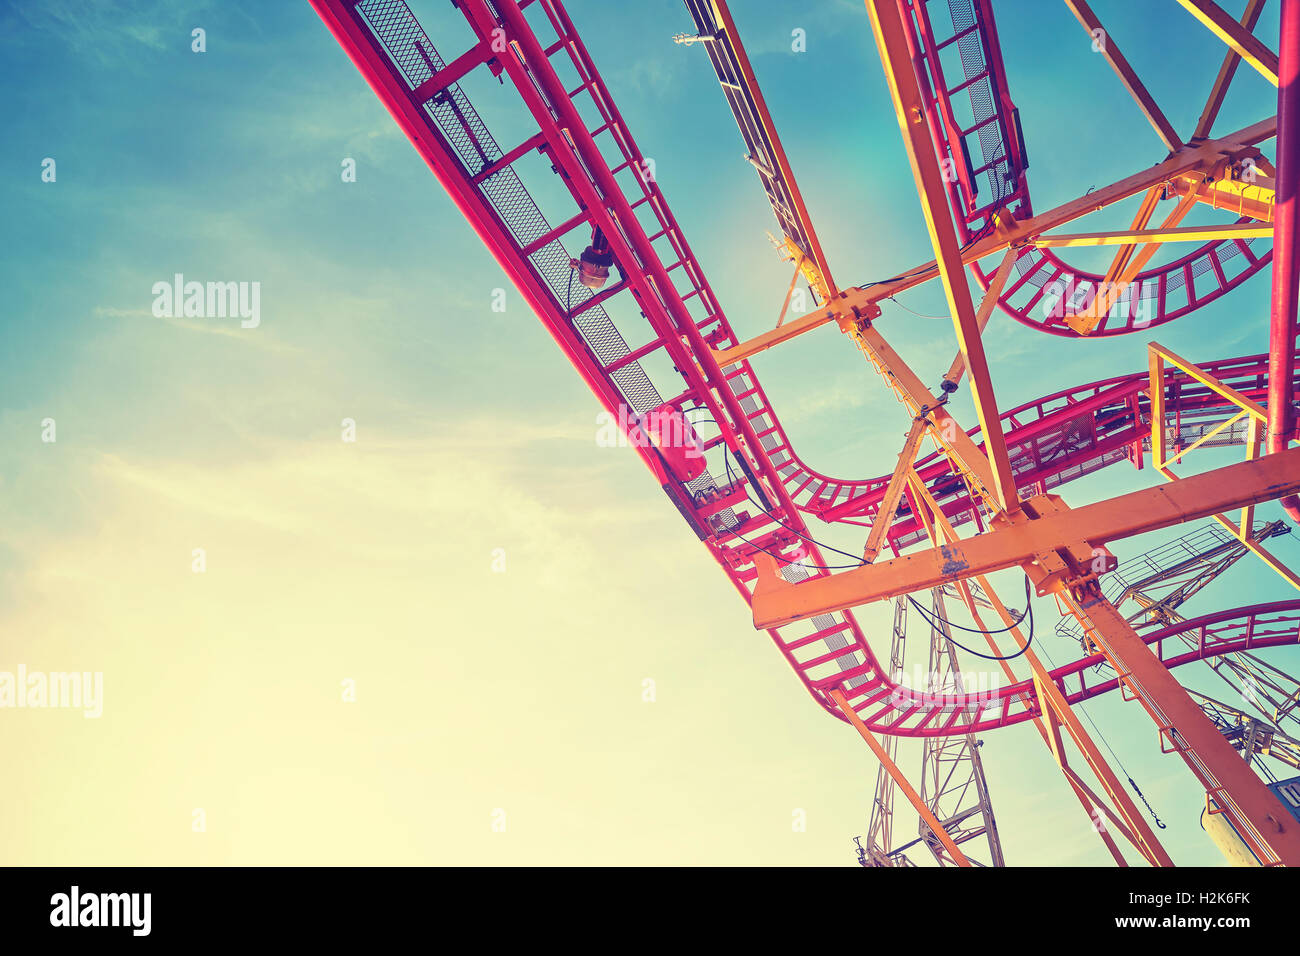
[1, 0, 1295, 865]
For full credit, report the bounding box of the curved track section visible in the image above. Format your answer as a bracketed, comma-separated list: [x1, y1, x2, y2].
[971, 237, 1272, 338]
[903, 0, 1271, 337]
[805, 351, 1300, 553]
[843, 601, 1300, 738]
[312, 0, 1296, 736]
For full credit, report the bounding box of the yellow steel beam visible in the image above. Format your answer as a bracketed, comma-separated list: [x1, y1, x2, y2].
[751, 447, 1300, 627]
[945, 246, 1019, 385]
[1147, 350, 1300, 595]
[865, 0, 1020, 514]
[1099, 186, 1163, 295]
[1240, 415, 1262, 537]
[863, 418, 928, 563]
[711, 0, 837, 297]
[1163, 410, 1250, 466]
[1150, 342, 1270, 421]
[1033, 222, 1273, 246]
[1149, 346, 1170, 469]
[1069, 191, 1199, 333]
[1207, 510, 1300, 592]
[1193, 0, 1269, 139]
[1168, 171, 1277, 222]
[714, 117, 1276, 367]
[1063, 0, 1183, 152]
[1176, 0, 1280, 85]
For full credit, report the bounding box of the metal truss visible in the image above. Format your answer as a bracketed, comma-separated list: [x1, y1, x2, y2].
[1057, 518, 1300, 735]
[311, 0, 1300, 864]
[860, 587, 1004, 867]
[861, 598, 910, 866]
[917, 589, 1005, 866]
[1195, 690, 1300, 775]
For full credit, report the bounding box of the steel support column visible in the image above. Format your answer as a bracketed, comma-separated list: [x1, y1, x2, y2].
[1066, 593, 1300, 864]
[864, 0, 1020, 513]
[1269, 0, 1300, 523]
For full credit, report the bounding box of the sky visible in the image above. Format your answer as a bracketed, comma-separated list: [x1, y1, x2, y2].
[0, 0, 1296, 866]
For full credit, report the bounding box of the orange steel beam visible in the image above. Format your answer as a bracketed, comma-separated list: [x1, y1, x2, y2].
[752, 446, 1300, 627]
[1057, 766, 1138, 865]
[715, 286, 875, 368]
[1068, 190, 1199, 333]
[861, 447, 1289, 864]
[1097, 185, 1162, 299]
[711, 0, 837, 297]
[1194, 0, 1270, 139]
[851, 324, 1001, 513]
[1168, 171, 1277, 223]
[961, 591, 1156, 865]
[1063, 1, 1183, 152]
[865, 0, 1020, 514]
[1033, 222, 1274, 246]
[1177, 0, 1281, 86]
[945, 246, 1019, 385]
[860, 247, 1020, 564]
[902, 476, 1173, 865]
[863, 418, 928, 563]
[998, 605, 1168, 865]
[831, 689, 972, 866]
[714, 116, 1276, 367]
[1065, 593, 1300, 864]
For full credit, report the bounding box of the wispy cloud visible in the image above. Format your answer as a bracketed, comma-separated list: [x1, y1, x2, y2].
[93, 306, 303, 354]
[0, 0, 214, 65]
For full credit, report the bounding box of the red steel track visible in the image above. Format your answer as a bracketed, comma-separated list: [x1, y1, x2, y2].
[842, 601, 1300, 738]
[904, 0, 1272, 337]
[311, 0, 1299, 734]
[797, 351, 1300, 551]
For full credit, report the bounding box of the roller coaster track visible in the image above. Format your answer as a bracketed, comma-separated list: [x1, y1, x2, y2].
[686, 0, 1274, 339]
[310, 0, 1299, 737]
[773, 350, 1300, 552]
[905, 0, 1272, 337]
[880, 601, 1300, 738]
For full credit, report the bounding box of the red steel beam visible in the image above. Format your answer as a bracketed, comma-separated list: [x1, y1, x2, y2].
[1270, 0, 1300, 524]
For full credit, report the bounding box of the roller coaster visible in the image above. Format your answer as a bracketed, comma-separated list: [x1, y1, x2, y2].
[311, 0, 1300, 866]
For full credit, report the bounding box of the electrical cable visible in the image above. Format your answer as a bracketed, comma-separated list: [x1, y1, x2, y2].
[720, 455, 867, 571]
[906, 577, 1036, 661]
[1036, 638, 1167, 829]
[684, 413, 1037, 663]
[678, 410, 867, 571]
[722, 447, 871, 568]
[907, 576, 1030, 635]
[858, 218, 1000, 292]
[887, 295, 950, 320]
